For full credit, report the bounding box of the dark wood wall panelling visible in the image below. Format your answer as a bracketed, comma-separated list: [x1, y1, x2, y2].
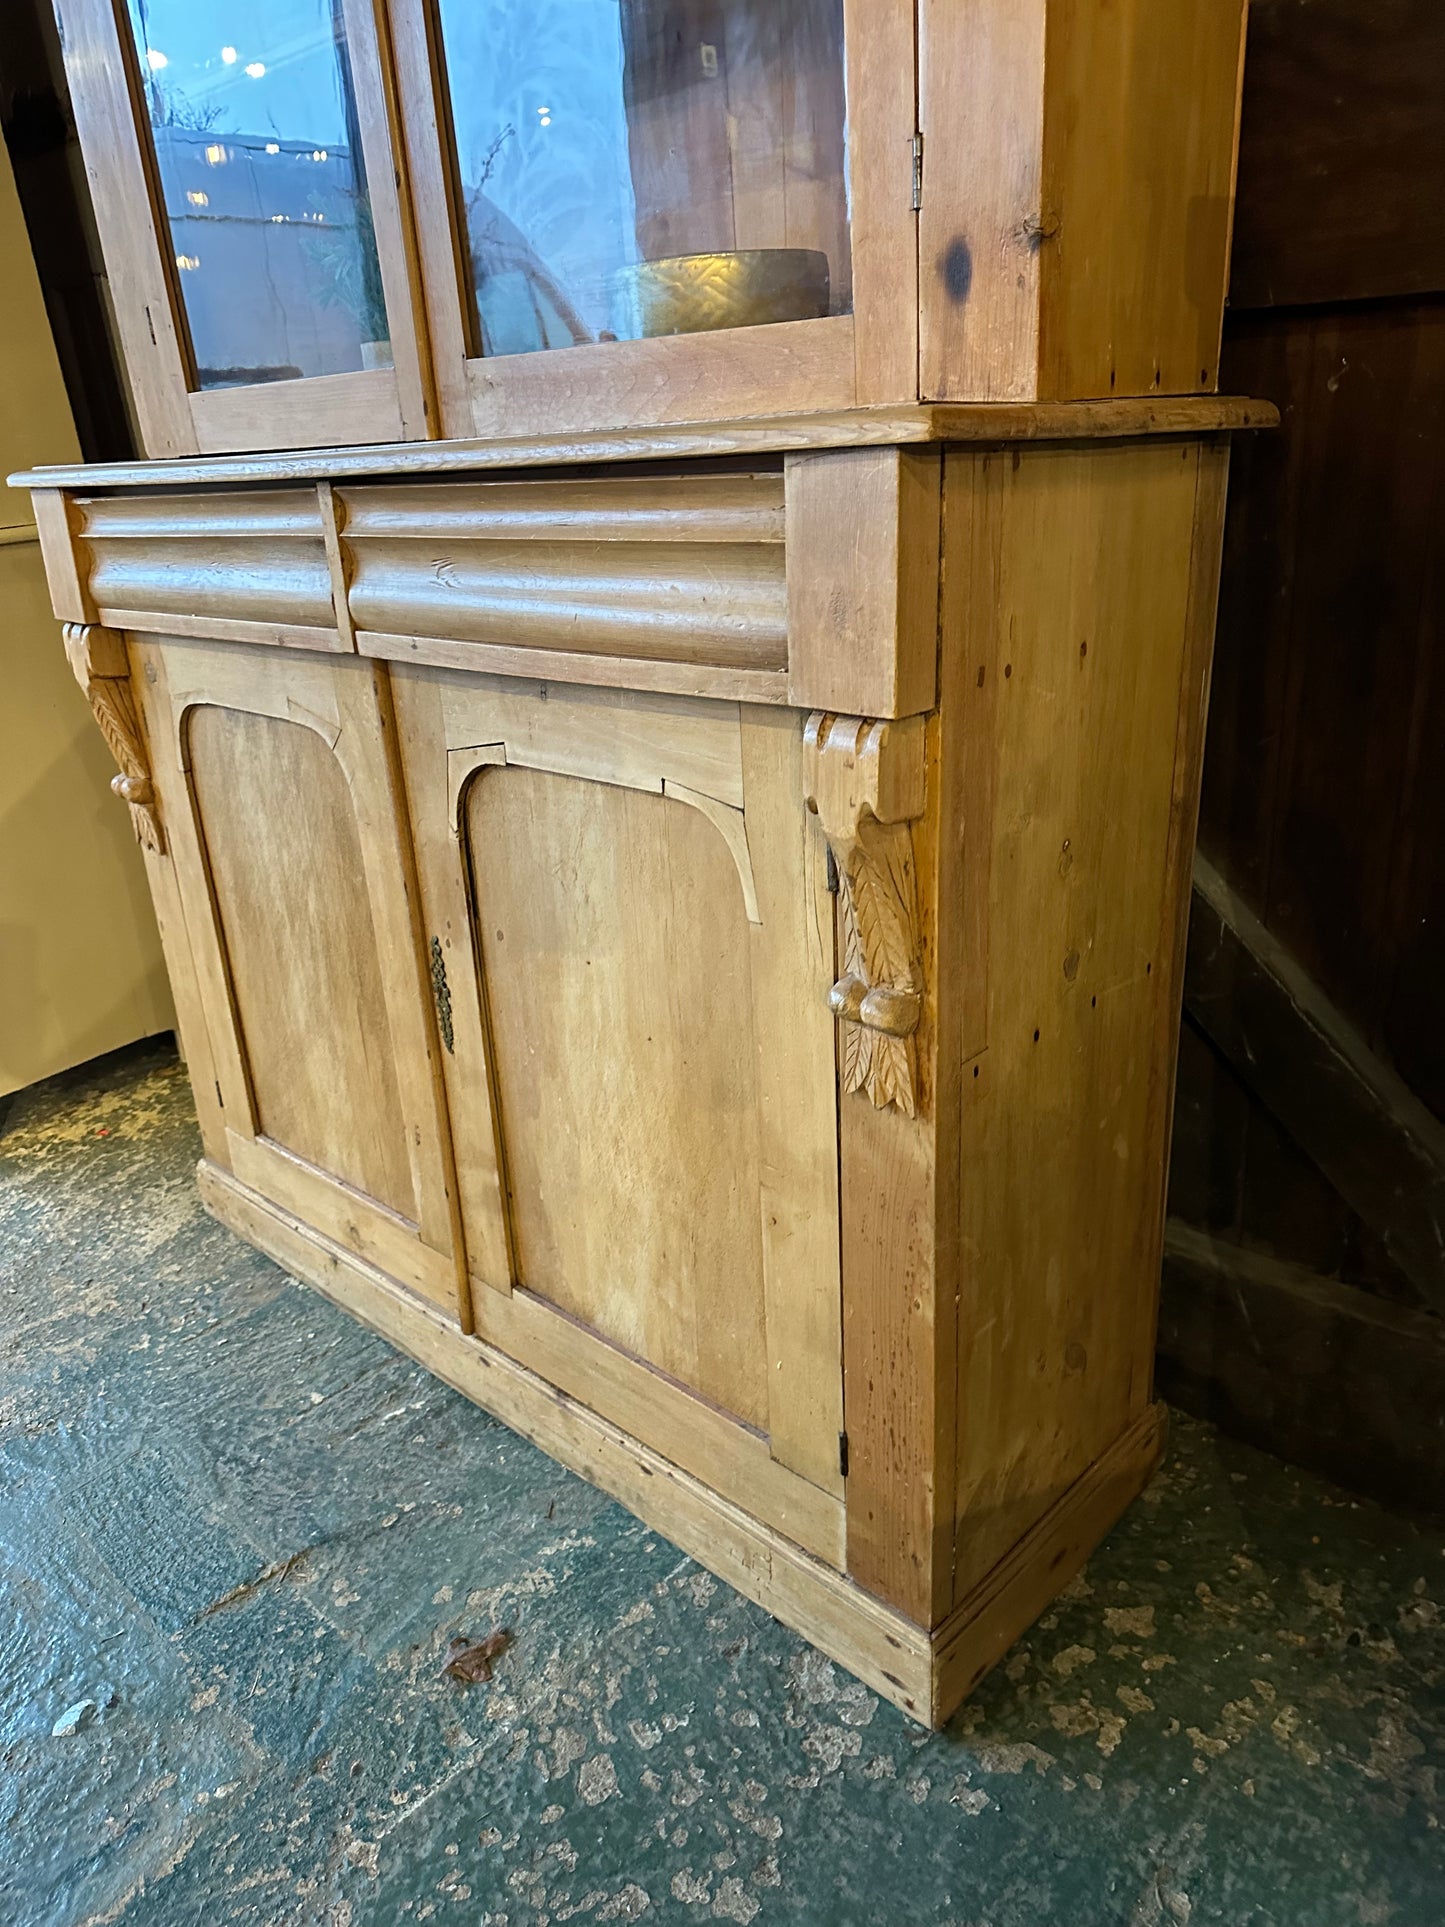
[1161, 0, 1445, 1514]
[1204, 303, 1445, 1106]
[1227, 0, 1445, 310]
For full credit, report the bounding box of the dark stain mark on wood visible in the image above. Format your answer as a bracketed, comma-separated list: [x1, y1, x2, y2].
[941, 238, 973, 304]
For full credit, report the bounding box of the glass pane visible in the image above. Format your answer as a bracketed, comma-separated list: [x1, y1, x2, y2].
[125, 0, 391, 388]
[433, 0, 851, 358]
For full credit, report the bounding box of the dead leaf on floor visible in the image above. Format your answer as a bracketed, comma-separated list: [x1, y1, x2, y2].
[441, 1629, 511, 1685]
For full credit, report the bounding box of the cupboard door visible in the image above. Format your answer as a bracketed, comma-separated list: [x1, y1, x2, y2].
[137, 638, 462, 1318]
[56, 0, 428, 456]
[394, 668, 846, 1553]
[387, 0, 919, 437]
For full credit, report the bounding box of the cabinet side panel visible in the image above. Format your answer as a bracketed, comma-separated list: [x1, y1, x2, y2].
[1037, 0, 1248, 400]
[919, 0, 1246, 404]
[946, 440, 1210, 1602]
[187, 705, 418, 1221]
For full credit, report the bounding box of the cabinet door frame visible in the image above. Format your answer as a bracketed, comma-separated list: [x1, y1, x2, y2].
[393, 666, 847, 1546]
[56, 0, 432, 457]
[138, 637, 463, 1317]
[385, 0, 920, 440]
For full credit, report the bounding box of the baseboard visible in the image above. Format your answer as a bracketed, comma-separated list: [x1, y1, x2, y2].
[198, 1161, 935, 1720]
[199, 1159, 1169, 1728]
[930, 1403, 1168, 1723]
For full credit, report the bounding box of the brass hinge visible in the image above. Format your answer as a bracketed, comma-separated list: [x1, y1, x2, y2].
[911, 132, 924, 212]
[838, 1431, 850, 1478]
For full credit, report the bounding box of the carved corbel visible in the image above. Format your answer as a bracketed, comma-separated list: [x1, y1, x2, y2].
[62, 624, 165, 854]
[803, 711, 926, 1117]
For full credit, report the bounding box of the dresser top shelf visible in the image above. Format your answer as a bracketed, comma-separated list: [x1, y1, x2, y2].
[10, 398, 1276, 498]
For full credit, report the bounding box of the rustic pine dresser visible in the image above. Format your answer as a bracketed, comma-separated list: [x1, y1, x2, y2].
[16, 0, 1271, 1722]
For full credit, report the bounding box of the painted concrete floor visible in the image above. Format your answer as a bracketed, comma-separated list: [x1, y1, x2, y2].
[1, 1041, 1442, 1927]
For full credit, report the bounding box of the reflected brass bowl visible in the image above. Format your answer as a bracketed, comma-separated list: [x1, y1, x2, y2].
[609, 249, 831, 340]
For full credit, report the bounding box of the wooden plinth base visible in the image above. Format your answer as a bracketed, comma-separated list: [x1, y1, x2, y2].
[200, 1160, 1167, 1727]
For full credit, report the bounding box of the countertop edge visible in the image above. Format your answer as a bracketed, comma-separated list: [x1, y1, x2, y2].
[9, 397, 1280, 496]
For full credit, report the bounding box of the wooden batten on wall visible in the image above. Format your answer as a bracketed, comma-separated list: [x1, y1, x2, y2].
[1159, 1221, 1445, 1521]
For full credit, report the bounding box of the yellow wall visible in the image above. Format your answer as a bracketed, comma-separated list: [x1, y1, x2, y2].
[0, 139, 171, 1092]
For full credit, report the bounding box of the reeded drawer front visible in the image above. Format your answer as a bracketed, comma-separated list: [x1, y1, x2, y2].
[76, 490, 339, 646]
[341, 472, 788, 673]
[40, 447, 938, 719]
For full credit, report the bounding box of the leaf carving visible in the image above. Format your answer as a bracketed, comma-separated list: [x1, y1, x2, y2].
[839, 869, 865, 981]
[848, 826, 917, 993]
[804, 710, 924, 1117]
[841, 1019, 870, 1095]
[869, 1035, 916, 1119]
[64, 626, 165, 854]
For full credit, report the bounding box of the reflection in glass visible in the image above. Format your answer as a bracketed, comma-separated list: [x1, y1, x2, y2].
[125, 0, 390, 388]
[433, 0, 851, 358]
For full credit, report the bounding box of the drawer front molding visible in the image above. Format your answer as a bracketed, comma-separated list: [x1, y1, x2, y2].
[339, 473, 787, 682]
[75, 489, 343, 653]
[34, 454, 941, 718]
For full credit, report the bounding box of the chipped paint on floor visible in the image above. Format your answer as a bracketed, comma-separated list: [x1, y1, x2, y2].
[2, 1040, 1442, 1926]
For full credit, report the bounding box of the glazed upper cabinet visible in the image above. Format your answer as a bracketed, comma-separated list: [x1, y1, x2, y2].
[56, 0, 430, 454]
[388, 0, 917, 435]
[57, 0, 1248, 455]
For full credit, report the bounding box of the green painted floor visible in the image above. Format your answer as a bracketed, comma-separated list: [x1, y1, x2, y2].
[2, 1041, 1442, 1927]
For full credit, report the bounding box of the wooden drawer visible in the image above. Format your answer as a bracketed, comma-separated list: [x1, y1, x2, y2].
[34, 445, 943, 721]
[342, 473, 790, 702]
